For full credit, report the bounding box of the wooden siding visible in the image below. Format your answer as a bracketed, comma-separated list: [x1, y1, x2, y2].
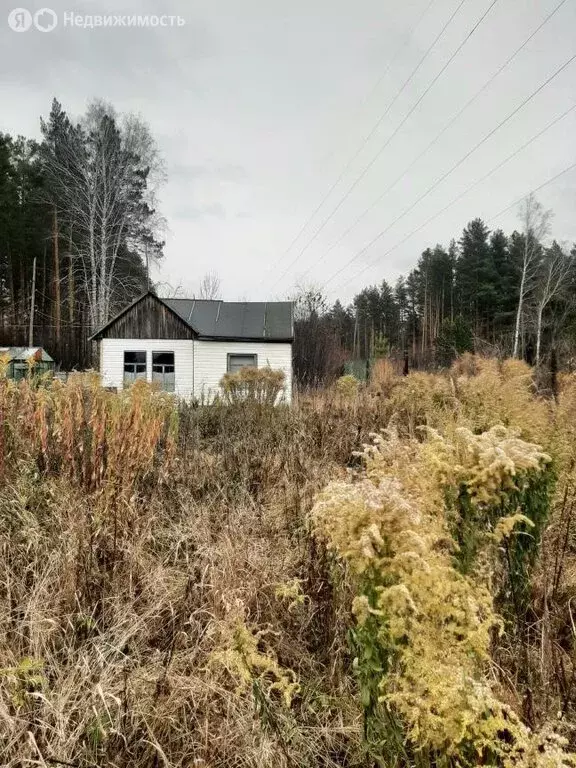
[100, 338, 195, 397]
[194, 340, 292, 402]
[99, 294, 195, 340]
[99, 337, 292, 401]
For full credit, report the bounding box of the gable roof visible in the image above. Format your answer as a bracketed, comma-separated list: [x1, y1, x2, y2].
[90, 292, 294, 342]
[0, 347, 54, 363]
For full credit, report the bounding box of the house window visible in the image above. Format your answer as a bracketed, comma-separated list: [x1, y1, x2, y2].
[124, 351, 146, 386]
[227, 353, 257, 374]
[152, 352, 175, 392]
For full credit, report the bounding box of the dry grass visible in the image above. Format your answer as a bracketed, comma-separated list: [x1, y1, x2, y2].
[1, 361, 576, 766]
[0, 374, 380, 767]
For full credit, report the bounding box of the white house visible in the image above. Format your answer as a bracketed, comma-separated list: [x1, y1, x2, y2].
[90, 291, 294, 401]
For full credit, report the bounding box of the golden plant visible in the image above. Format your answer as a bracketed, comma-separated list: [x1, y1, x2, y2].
[211, 620, 300, 707]
[335, 374, 360, 400]
[220, 366, 286, 405]
[388, 371, 457, 436]
[0, 373, 177, 494]
[312, 425, 572, 766]
[2, 356, 576, 767]
[450, 356, 551, 441]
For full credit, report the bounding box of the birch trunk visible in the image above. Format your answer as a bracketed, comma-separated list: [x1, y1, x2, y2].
[53, 206, 61, 345]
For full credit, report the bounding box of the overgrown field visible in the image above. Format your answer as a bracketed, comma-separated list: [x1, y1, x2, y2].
[2, 359, 576, 766]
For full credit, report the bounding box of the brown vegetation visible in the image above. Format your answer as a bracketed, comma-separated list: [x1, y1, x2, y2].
[1, 361, 576, 766]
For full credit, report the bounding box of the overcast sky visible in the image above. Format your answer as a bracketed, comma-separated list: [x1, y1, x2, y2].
[1, 0, 575, 303]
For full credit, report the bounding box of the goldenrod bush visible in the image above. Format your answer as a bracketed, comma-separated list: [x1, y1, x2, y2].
[388, 371, 457, 436]
[335, 374, 360, 401]
[313, 425, 571, 766]
[450, 356, 551, 441]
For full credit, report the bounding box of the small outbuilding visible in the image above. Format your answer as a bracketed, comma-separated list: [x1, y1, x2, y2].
[89, 291, 294, 401]
[0, 347, 55, 380]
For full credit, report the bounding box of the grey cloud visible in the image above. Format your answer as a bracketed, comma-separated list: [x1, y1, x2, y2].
[169, 163, 248, 183]
[0, 0, 210, 92]
[1, 0, 576, 302]
[172, 202, 226, 220]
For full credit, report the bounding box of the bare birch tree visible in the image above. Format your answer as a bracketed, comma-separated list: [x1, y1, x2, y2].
[513, 194, 552, 358]
[532, 242, 574, 365]
[41, 100, 165, 332]
[197, 272, 222, 300]
[155, 282, 186, 299]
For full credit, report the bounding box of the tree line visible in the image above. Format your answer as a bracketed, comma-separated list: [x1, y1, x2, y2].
[293, 195, 576, 385]
[0, 98, 163, 368]
[1, 99, 574, 380]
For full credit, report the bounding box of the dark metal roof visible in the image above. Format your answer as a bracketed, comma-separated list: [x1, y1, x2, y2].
[90, 292, 293, 342]
[162, 298, 293, 341]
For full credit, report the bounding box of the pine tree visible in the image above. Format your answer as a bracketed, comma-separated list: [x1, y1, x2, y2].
[489, 229, 516, 342]
[455, 218, 497, 337]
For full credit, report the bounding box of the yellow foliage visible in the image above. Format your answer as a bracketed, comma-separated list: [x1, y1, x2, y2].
[211, 621, 300, 708]
[220, 366, 286, 405]
[389, 372, 457, 436]
[0, 352, 10, 378]
[274, 578, 310, 611]
[551, 374, 576, 470]
[0, 657, 46, 710]
[451, 357, 550, 442]
[312, 424, 574, 765]
[335, 374, 360, 400]
[493, 512, 535, 542]
[0, 373, 177, 493]
[423, 425, 551, 506]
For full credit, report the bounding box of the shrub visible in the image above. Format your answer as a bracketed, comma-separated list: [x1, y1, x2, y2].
[312, 427, 571, 766]
[335, 374, 360, 400]
[0, 372, 177, 492]
[451, 357, 550, 441]
[389, 371, 457, 436]
[220, 366, 286, 405]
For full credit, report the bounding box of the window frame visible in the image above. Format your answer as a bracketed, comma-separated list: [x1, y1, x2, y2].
[152, 351, 176, 392]
[123, 350, 147, 386]
[227, 353, 258, 374]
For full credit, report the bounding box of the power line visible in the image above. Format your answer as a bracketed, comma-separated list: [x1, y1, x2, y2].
[268, 0, 500, 291]
[487, 160, 576, 224]
[335, 0, 439, 141]
[299, 0, 569, 282]
[262, 0, 470, 290]
[322, 51, 576, 289]
[259, 0, 439, 285]
[327, 102, 576, 292]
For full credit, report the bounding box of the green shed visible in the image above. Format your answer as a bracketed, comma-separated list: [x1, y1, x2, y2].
[0, 347, 55, 380]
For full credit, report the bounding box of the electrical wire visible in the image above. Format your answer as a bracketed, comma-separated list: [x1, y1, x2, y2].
[322, 52, 576, 289]
[327, 107, 576, 292]
[268, 0, 500, 291]
[298, 0, 569, 282]
[261, 0, 468, 287]
[487, 160, 576, 224]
